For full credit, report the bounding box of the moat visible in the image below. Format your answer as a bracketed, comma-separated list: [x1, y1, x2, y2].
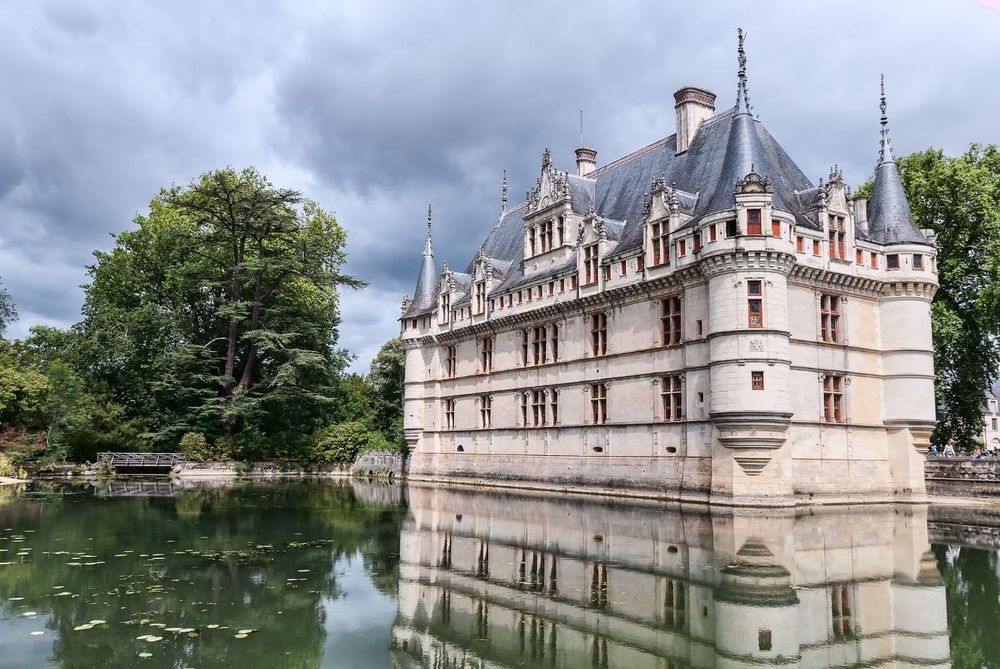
[0, 480, 995, 668]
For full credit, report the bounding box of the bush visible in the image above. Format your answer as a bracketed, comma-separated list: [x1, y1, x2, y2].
[0, 452, 27, 480]
[311, 421, 370, 464]
[362, 430, 394, 453]
[179, 432, 210, 462]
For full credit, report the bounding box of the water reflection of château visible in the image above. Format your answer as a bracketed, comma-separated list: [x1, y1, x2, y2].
[390, 485, 949, 668]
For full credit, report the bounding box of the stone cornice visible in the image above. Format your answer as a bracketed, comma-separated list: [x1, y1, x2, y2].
[700, 250, 796, 278]
[789, 264, 883, 297]
[882, 280, 938, 299]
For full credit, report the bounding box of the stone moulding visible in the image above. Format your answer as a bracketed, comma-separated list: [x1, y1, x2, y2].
[711, 410, 793, 450]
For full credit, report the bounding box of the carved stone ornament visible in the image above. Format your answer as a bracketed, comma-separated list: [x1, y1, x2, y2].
[749, 339, 764, 352]
[526, 147, 571, 215]
[735, 164, 771, 195]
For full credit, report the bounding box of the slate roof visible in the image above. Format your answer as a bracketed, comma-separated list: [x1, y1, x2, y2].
[405, 96, 922, 315]
[402, 236, 437, 318]
[868, 159, 928, 245]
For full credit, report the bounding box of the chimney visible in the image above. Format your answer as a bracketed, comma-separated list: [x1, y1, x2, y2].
[674, 86, 716, 154]
[575, 147, 597, 176]
[852, 196, 868, 232]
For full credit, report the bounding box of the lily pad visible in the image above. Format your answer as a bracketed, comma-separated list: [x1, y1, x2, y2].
[73, 623, 94, 631]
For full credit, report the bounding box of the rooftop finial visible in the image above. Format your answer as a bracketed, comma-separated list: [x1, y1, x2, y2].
[579, 109, 584, 147]
[736, 28, 753, 116]
[500, 170, 508, 214]
[879, 74, 895, 164]
[423, 203, 433, 256]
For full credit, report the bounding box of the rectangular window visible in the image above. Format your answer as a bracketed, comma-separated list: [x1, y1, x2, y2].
[855, 248, 863, 264]
[590, 384, 607, 424]
[887, 254, 900, 270]
[913, 253, 924, 269]
[549, 281, 555, 295]
[831, 586, 853, 640]
[620, 260, 627, 275]
[747, 209, 762, 235]
[710, 225, 717, 242]
[521, 330, 529, 366]
[507, 294, 513, 308]
[480, 395, 492, 428]
[445, 345, 457, 378]
[828, 215, 846, 260]
[636, 255, 644, 271]
[411, 319, 417, 330]
[559, 278, 565, 292]
[441, 293, 450, 322]
[550, 324, 559, 361]
[747, 280, 763, 328]
[532, 389, 547, 427]
[591, 313, 607, 356]
[823, 375, 845, 423]
[529, 227, 536, 257]
[679, 239, 687, 257]
[693, 234, 702, 252]
[540, 219, 554, 253]
[571, 274, 579, 289]
[796, 236, 804, 252]
[993, 417, 997, 431]
[661, 375, 684, 421]
[870, 253, 878, 269]
[752, 371, 764, 390]
[475, 281, 486, 314]
[557, 216, 565, 246]
[445, 399, 455, 430]
[520, 393, 528, 427]
[663, 579, 686, 630]
[480, 337, 494, 372]
[696, 319, 703, 336]
[820, 295, 841, 343]
[583, 244, 599, 285]
[602, 265, 611, 281]
[726, 219, 738, 237]
[532, 326, 548, 365]
[812, 239, 821, 256]
[771, 220, 781, 237]
[661, 297, 682, 346]
[652, 221, 669, 266]
[550, 391, 559, 425]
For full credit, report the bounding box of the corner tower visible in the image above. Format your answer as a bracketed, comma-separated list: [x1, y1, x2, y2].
[870, 77, 938, 496]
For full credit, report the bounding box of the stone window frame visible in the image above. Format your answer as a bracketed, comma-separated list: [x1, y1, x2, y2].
[590, 312, 609, 357]
[660, 296, 683, 346]
[831, 584, 855, 640]
[549, 389, 560, 425]
[531, 388, 547, 427]
[590, 382, 609, 425]
[820, 373, 848, 424]
[479, 394, 492, 429]
[818, 293, 846, 344]
[582, 243, 600, 285]
[660, 374, 685, 422]
[747, 278, 764, 329]
[651, 220, 670, 266]
[444, 398, 456, 430]
[444, 345, 458, 378]
[751, 370, 764, 391]
[479, 336, 494, 373]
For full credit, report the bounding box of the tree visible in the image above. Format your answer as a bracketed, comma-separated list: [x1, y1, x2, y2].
[367, 338, 405, 445]
[78, 167, 364, 454]
[860, 145, 1000, 448]
[0, 276, 16, 338]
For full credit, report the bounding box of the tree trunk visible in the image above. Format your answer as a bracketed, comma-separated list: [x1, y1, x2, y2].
[237, 274, 265, 393]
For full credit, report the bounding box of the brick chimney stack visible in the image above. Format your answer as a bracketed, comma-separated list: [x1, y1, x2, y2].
[575, 147, 597, 177]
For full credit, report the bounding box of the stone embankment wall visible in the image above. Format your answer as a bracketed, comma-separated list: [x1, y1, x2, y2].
[351, 450, 405, 479]
[172, 461, 352, 481]
[925, 457, 1000, 496]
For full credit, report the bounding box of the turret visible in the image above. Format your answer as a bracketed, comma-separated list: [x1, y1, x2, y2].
[871, 77, 938, 496]
[402, 205, 438, 455]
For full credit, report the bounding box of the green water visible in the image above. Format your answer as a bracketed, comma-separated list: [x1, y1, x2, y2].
[0, 480, 994, 668]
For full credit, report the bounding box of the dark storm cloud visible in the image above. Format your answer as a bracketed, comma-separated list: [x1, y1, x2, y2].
[1, 0, 998, 370]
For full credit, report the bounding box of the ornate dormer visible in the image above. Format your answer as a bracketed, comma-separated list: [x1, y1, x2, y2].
[471, 249, 497, 316]
[525, 148, 571, 216]
[734, 166, 771, 195]
[734, 164, 774, 237]
[437, 263, 455, 324]
[821, 168, 853, 263]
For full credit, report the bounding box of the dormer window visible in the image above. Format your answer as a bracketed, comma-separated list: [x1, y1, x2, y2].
[474, 281, 486, 314]
[829, 215, 846, 260]
[583, 244, 599, 285]
[540, 219, 554, 253]
[440, 293, 450, 322]
[652, 222, 669, 266]
[747, 209, 762, 235]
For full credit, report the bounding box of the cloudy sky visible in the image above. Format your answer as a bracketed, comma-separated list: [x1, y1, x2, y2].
[1, 1, 998, 371]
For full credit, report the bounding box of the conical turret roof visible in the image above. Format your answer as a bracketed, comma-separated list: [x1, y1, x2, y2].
[402, 205, 438, 318]
[867, 76, 928, 245]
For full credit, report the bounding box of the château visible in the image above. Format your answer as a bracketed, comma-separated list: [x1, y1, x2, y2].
[399, 33, 937, 505]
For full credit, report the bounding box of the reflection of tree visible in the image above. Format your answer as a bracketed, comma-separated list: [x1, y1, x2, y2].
[935, 544, 1000, 669]
[0, 480, 405, 668]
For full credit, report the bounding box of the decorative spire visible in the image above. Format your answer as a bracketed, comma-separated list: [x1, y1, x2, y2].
[500, 170, 508, 214]
[879, 74, 895, 164]
[423, 203, 433, 256]
[736, 28, 754, 116]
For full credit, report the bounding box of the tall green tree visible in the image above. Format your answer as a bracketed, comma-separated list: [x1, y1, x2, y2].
[862, 145, 1000, 448]
[367, 337, 405, 444]
[0, 275, 16, 338]
[79, 167, 363, 453]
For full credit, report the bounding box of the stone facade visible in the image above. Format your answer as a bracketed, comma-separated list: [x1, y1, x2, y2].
[390, 485, 949, 668]
[400, 38, 938, 506]
[982, 389, 1000, 451]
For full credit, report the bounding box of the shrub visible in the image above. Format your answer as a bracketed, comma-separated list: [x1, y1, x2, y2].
[179, 432, 210, 462]
[311, 421, 370, 464]
[0, 452, 26, 480]
[362, 431, 394, 453]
